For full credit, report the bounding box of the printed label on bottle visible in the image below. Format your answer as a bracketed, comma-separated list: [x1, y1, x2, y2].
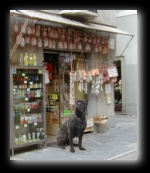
[24, 124, 27, 127]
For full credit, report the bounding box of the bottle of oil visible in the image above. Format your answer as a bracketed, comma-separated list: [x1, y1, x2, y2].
[32, 51, 37, 66]
[19, 53, 24, 65]
[24, 51, 29, 66]
[28, 53, 33, 66]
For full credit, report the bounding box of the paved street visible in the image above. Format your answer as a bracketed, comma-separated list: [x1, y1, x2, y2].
[10, 114, 138, 162]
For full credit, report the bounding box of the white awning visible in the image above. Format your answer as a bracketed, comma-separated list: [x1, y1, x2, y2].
[83, 22, 133, 36]
[10, 10, 133, 36]
[10, 10, 90, 29]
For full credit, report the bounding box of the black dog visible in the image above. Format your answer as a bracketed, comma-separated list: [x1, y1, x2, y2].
[57, 99, 88, 153]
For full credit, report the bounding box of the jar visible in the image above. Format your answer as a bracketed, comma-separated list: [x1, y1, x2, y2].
[38, 114, 42, 122]
[33, 83, 38, 88]
[27, 115, 32, 124]
[29, 81, 33, 88]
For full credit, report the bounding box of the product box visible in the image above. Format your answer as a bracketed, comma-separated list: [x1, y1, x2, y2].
[49, 86, 59, 93]
[46, 112, 59, 135]
[52, 79, 59, 86]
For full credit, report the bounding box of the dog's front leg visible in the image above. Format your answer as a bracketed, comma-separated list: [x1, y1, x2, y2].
[78, 132, 86, 151]
[69, 131, 75, 153]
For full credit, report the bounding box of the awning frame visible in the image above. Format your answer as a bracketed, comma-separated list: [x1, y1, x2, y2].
[10, 10, 134, 60]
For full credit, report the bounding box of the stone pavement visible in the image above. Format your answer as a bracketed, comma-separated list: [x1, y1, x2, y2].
[10, 114, 138, 162]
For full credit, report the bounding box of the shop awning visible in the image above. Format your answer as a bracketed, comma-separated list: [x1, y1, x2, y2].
[83, 22, 134, 36]
[10, 10, 90, 29]
[10, 10, 133, 36]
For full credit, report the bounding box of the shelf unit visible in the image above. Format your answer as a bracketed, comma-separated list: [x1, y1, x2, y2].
[10, 65, 46, 155]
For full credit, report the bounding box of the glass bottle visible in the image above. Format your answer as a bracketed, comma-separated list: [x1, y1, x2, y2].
[32, 51, 37, 66]
[19, 53, 24, 65]
[28, 53, 33, 66]
[24, 51, 29, 66]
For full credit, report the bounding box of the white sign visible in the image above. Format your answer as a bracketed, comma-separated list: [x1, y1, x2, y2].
[107, 66, 118, 77]
[45, 70, 50, 84]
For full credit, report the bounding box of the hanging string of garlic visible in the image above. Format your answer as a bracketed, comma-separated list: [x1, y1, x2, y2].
[69, 61, 75, 107]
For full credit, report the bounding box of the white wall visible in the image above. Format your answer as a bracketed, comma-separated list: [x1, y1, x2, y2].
[116, 11, 137, 116]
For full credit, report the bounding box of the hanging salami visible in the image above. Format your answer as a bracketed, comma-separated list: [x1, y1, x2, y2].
[48, 39, 52, 48]
[37, 38, 42, 48]
[43, 37, 49, 47]
[20, 21, 26, 34]
[25, 35, 30, 45]
[35, 25, 40, 37]
[31, 36, 37, 46]
[20, 37, 25, 48]
[58, 40, 63, 49]
[26, 26, 32, 35]
[14, 22, 19, 34]
[63, 40, 67, 49]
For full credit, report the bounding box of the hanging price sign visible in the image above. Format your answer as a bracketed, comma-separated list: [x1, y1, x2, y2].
[107, 66, 118, 77]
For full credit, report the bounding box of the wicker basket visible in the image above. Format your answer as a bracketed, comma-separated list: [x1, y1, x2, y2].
[93, 115, 108, 125]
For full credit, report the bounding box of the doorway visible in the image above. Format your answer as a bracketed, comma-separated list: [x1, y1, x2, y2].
[114, 60, 122, 112]
[114, 56, 126, 114]
[43, 50, 88, 143]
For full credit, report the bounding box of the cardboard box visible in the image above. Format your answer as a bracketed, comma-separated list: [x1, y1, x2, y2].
[46, 112, 59, 135]
[52, 79, 59, 86]
[49, 86, 59, 93]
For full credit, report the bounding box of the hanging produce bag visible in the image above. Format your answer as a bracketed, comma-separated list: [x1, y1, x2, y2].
[90, 68, 95, 76]
[102, 66, 110, 83]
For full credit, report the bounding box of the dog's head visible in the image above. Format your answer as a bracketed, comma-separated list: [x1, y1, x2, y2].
[75, 99, 88, 118]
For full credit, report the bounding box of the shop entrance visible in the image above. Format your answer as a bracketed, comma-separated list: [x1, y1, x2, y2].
[114, 60, 122, 112]
[43, 51, 87, 143]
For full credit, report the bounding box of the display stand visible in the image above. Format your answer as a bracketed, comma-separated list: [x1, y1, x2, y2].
[10, 65, 46, 155]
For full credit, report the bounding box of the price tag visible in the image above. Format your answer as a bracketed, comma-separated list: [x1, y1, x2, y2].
[27, 109, 30, 112]
[24, 124, 27, 127]
[27, 88, 30, 91]
[24, 80, 27, 84]
[22, 73, 25, 76]
[15, 125, 19, 129]
[25, 98, 28, 101]
[34, 123, 37, 126]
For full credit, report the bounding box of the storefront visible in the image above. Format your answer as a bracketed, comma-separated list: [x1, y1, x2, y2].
[10, 10, 133, 154]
